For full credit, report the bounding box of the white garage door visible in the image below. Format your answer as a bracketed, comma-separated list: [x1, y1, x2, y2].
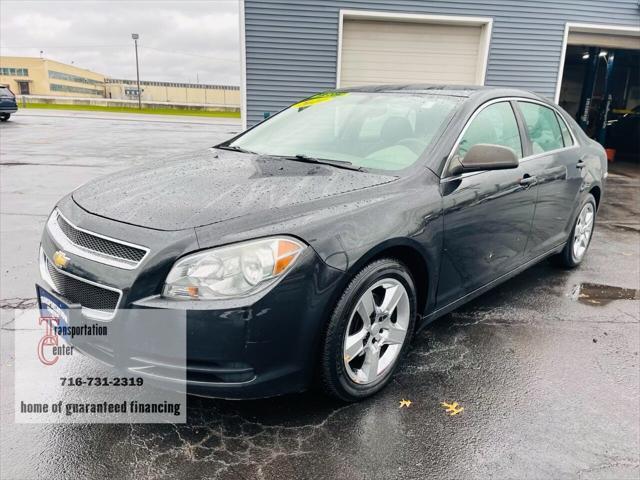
[339, 18, 487, 88]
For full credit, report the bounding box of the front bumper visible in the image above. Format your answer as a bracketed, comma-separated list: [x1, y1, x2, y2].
[39, 199, 345, 399]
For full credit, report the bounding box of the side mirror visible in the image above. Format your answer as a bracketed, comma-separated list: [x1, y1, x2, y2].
[449, 144, 519, 175]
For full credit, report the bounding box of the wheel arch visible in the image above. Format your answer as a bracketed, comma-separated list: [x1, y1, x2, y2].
[342, 238, 433, 318]
[589, 185, 602, 210]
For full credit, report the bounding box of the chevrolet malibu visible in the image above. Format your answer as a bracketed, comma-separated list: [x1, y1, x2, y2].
[38, 86, 606, 401]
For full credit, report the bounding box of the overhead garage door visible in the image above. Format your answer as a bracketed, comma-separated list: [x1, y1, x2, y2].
[339, 18, 488, 88]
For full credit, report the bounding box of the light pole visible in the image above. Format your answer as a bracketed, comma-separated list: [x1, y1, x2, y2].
[131, 33, 141, 109]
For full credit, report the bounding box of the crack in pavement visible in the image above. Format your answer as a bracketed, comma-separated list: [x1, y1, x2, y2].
[117, 402, 356, 480]
[0, 297, 37, 310]
[448, 308, 639, 327]
[1, 298, 38, 329]
[398, 331, 471, 377]
[575, 459, 639, 479]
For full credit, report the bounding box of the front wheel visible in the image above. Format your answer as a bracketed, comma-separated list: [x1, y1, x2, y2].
[554, 194, 597, 268]
[319, 258, 417, 402]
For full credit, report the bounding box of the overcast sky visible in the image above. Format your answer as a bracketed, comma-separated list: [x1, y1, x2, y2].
[0, 0, 240, 85]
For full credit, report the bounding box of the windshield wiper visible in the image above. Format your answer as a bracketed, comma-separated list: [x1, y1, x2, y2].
[215, 147, 363, 171]
[282, 154, 363, 172]
[215, 144, 256, 154]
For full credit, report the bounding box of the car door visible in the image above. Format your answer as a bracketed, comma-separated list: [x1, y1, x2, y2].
[436, 100, 538, 307]
[515, 101, 584, 257]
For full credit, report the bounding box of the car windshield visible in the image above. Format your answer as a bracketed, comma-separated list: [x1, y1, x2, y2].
[229, 92, 462, 171]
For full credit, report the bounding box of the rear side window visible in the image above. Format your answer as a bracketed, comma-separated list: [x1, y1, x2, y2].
[0, 86, 12, 97]
[555, 112, 574, 147]
[518, 102, 564, 153]
[457, 102, 522, 160]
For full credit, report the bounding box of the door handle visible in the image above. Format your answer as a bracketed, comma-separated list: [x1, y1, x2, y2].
[576, 158, 587, 169]
[519, 175, 537, 187]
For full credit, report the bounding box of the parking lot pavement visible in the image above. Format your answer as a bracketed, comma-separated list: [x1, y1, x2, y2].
[1, 111, 639, 480]
[0, 110, 242, 304]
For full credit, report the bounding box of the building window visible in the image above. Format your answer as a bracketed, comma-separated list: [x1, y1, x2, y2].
[48, 70, 102, 85]
[1, 67, 29, 76]
[50, 83, 103, 95]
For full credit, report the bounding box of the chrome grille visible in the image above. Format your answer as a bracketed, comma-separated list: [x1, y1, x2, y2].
[56, 214, 146, 262]
[45, 254, 120, 314]
[47, 210, 148, 270]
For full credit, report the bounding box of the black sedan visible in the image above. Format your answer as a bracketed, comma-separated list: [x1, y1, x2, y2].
[38, 85, 607, 401]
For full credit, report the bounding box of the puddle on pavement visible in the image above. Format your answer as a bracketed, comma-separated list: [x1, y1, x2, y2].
[569, 283, 640, 306]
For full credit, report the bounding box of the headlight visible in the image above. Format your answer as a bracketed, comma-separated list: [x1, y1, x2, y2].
[163, 236, 305, 299]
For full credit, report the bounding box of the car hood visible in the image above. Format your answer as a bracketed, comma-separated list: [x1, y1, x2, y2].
[72, 149, 397, 231]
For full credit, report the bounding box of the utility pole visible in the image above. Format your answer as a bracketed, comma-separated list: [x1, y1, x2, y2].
[131, 33, 141, 109]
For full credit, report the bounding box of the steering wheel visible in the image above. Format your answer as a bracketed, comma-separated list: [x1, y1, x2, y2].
[398, 138, 428, 155]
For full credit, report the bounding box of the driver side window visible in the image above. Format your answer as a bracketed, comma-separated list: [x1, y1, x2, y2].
[457, 102, 523, 160]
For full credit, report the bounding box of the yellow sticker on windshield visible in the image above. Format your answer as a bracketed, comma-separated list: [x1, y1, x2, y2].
[292, 92, 348, 109]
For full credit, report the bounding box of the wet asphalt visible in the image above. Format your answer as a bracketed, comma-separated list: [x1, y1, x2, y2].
[1, 111, 639, 480]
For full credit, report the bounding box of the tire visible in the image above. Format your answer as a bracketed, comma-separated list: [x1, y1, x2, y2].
[0, 114, 9, 122]
[554, 194, 597, 268]
[319, 258, 417, 402]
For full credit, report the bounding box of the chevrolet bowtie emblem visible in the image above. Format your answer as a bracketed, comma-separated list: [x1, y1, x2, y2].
[53, 250, 70, 269]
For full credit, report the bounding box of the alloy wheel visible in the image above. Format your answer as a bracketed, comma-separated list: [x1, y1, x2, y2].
[573, 202, 594, 261]
[343, 278, 410, 385]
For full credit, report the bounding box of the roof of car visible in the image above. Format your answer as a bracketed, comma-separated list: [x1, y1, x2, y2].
[337, 84, 546, 101]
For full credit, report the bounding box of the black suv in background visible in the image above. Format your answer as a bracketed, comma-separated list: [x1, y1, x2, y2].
[0, 85, 18, 121]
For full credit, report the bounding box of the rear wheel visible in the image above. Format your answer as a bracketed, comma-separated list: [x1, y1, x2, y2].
[319, 258, 417, 402]
[554, 194, 596, 268]
[0, 114, 9, 122]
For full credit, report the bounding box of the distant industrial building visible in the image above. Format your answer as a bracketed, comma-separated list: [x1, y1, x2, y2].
[105, 78, 239, 106]
[0, 56, 239, 109]
[0, 56, 105, 97]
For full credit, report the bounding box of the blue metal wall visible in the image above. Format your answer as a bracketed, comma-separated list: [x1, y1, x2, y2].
[244, 0, 640, 126]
